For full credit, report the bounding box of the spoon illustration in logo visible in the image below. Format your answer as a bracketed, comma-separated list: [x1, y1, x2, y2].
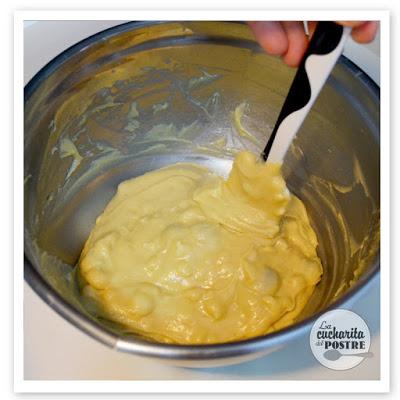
[323, 349, 374, 361]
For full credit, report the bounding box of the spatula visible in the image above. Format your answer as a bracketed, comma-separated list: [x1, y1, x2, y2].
[262, 21, 351, 162]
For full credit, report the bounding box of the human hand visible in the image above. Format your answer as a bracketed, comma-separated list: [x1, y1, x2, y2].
[248, 21, 379, 67]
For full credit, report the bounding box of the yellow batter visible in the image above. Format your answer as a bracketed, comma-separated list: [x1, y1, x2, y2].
[78, 151, 323, 344]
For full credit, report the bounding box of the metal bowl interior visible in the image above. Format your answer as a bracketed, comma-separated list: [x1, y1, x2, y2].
[24, 21, 380, 366]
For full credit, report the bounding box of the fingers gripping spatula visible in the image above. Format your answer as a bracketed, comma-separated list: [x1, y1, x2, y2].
[262, 22, 351, 162]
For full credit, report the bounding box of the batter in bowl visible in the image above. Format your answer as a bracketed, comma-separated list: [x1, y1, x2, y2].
[78, 151, 323, 344]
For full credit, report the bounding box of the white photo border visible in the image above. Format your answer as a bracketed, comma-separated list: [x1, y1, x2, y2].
[14, 9, 390, 394]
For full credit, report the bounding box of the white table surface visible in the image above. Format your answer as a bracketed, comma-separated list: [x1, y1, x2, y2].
[23, 20, 381, 380]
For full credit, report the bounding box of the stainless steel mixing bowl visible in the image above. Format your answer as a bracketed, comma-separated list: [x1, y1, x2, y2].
[24, 21, 380, 367]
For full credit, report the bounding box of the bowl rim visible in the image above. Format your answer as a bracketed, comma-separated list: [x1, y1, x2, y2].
[24, 20, 380, 360]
